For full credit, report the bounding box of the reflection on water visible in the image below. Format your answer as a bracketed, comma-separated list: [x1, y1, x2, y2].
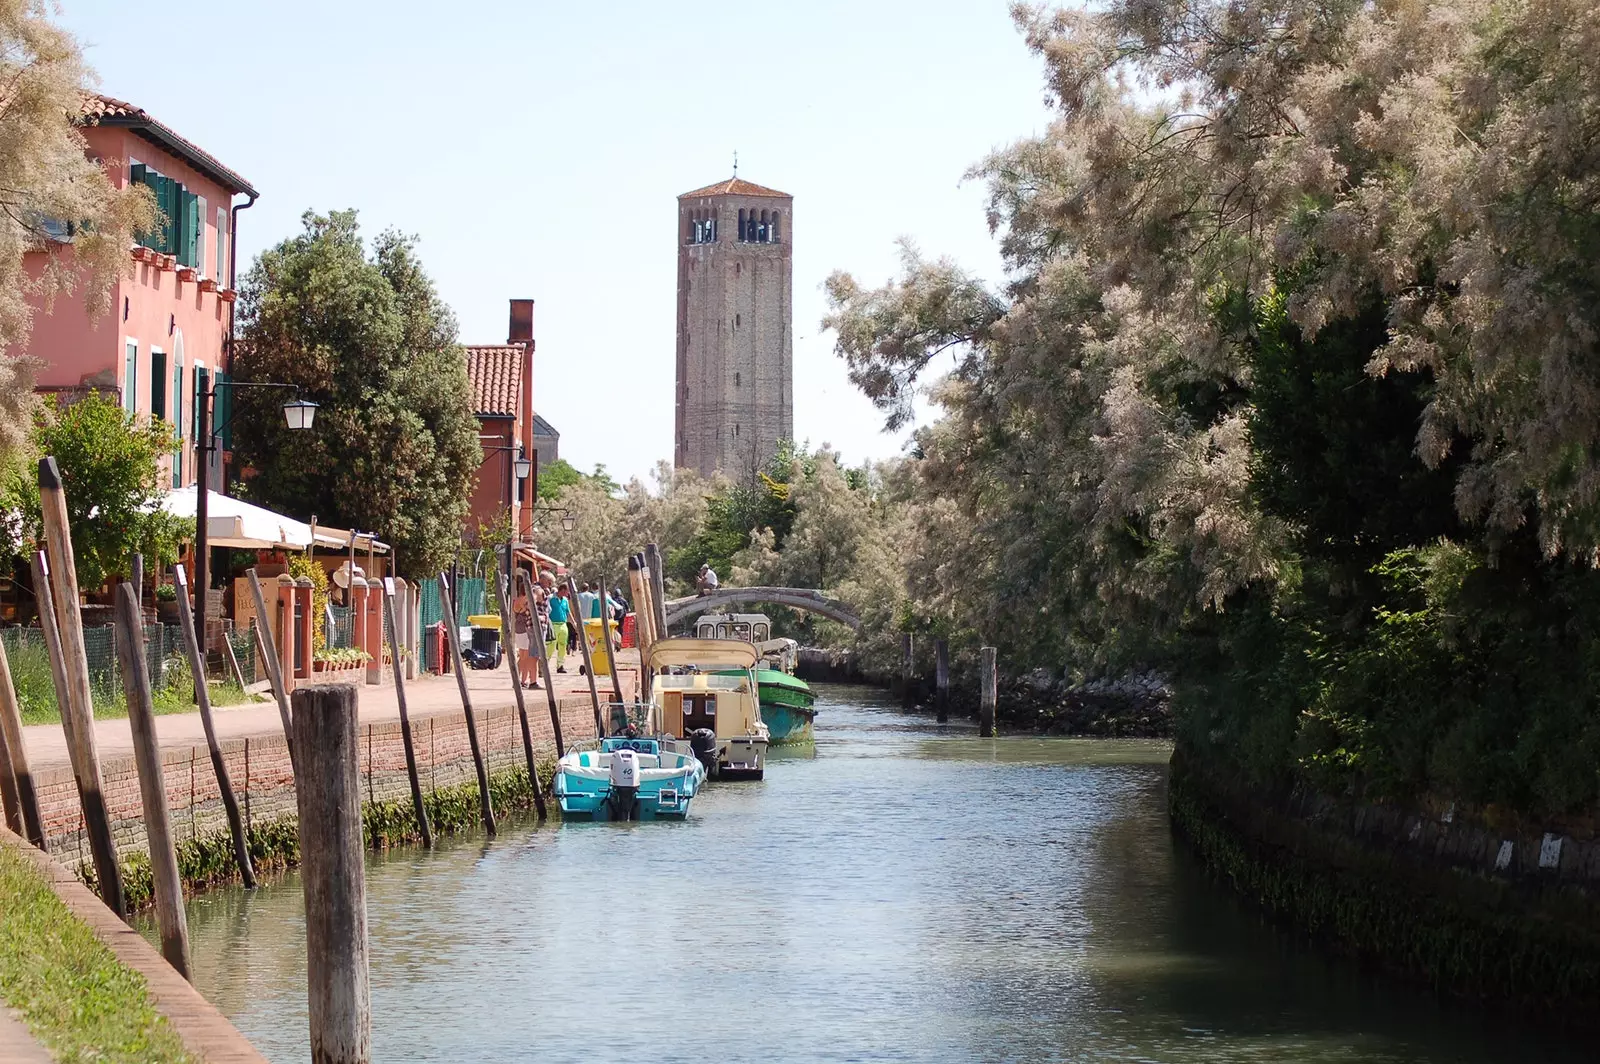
[152, 684, 1590, 1063]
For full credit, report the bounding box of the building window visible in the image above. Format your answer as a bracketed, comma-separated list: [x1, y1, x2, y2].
[738, 209, 746, 242]
[735, 313, 741, 328]
[124, 341, 138, 412]
[172, 350, 184, 487]
[131, 162, 201, 267]
[772, 211, 780, 242]
[150, 349, 167, 425]
[735, 371, 741, 387]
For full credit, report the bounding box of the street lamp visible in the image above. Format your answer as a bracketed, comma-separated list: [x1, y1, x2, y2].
[192, 380, 317, 652]
[513, 452, 532, 481]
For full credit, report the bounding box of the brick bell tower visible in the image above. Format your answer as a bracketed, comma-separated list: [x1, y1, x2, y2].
[675, 174, 793, 482]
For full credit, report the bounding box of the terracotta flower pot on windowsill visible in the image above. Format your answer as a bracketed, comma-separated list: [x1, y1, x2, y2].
[131, 246, 153, 263]
[158, 254, 176, 270]
[177, 267, 197, 282]
[218, 289, 237, 303]
[198, 278, 218, 293]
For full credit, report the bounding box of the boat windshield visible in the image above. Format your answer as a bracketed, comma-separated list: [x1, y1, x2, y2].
[654, 673, 747, 692]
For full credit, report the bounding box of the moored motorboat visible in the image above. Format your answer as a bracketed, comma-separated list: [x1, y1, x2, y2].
[554, 736, 707, 820]
[649, 638, 770, 780]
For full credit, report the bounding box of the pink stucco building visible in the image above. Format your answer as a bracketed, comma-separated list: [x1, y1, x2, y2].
[26, 95, 256, 491]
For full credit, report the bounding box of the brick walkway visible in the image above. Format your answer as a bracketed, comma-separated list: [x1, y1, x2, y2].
[20, 666, 635, 773]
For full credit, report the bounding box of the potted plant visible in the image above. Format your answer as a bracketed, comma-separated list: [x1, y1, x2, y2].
[155, 583, 179, 624]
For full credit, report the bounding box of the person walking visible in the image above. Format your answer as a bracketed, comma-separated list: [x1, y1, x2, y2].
[577, 581, 598, 621]
[541, 570, 571, 672]
[514, 587, 540, 690]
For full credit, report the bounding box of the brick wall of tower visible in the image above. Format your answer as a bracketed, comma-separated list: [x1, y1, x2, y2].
[675, 192, 793, 483]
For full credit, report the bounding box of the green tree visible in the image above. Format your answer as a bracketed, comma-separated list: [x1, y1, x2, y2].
[230, 211, 479, 577]
[2, 392, 186, 589]
[0, 2, 157, 471]
[537, 458, 584, 501]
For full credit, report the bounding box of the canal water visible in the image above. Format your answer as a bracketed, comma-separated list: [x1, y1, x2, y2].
[153, 684, 1590, 1063]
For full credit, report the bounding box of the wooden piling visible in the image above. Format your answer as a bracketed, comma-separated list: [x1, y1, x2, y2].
[438, 572, 496, 836]
[173, 565, 256, 888]
[291, 683, 372, 1064]
[381, 580, 433, 845]
[644, 542, 669, 637]
[518, 569, 564, 759]
[34, 459, 125, 916]
[130, 553, 143, 614]
[247, 568, 297, 779]
[627, 555, 654, 703]
[0, 636, 45, 847]
[222, 630, 250, 693]
[565, 576, 605, 738]
[935, 638, 950, 724]
[901, 633, 914, 708]
[494, 572, 546, 819]
[112, 583, 190, 979]
[600, 574, 625, 706]
[979, 646, 997, 738]
[0, 706, 20, 837]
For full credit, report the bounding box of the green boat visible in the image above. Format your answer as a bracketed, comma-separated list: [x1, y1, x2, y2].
[699, 612, 818, 745]
[753, 667, 817, 745]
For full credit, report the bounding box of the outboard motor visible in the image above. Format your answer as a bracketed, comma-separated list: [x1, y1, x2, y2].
[606, 748, 640, 820]
[688, 728, 718, 779]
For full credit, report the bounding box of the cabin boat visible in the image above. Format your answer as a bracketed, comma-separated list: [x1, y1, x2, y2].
[693, 612, 817, 745]
[650, 638, 770, 780]
[554, 736, 707, 821]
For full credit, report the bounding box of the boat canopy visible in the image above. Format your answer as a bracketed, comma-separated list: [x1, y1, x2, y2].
[649, 637, 759, 670]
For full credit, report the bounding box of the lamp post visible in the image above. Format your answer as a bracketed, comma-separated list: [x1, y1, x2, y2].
[192, 381, 317, 654]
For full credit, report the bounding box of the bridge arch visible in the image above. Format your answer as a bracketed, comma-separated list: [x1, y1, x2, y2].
[663, 586, 861, 630]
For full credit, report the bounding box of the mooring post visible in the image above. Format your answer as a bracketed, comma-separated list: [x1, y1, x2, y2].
[645, 542, 669, 637]
[601, 573, 626, 706]
[113, 583, 190, 979]
[439, 572, 496, 835]
[0, 635, 46, 847]
[31, 498, 123, 915]
[174, 565, 256, 888]
[247, 568, 297, 780]
[292, 683, 372, 1064]
[494, 572, 546, 819]
[901, 633, 914, 708]
[979, 646, 997, 738]
[382, 579, 433, 845]
[518, 570, 565, 759]
[627, 555, 655, 703]
[935, 638, 950, 724]
[565, 576, 606, 738]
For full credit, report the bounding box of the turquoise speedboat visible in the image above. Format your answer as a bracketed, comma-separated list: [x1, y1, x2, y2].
[554, 736, 707, 821]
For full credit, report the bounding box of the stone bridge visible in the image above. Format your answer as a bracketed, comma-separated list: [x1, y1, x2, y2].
[663, 586, 861, 630]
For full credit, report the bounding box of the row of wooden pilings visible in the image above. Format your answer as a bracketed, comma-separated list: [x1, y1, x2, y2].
[897, 635, 998, 738]
[1, 507, 680, 1063]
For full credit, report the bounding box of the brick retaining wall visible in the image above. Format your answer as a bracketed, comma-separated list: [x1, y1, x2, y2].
[35, 685, 600, 873]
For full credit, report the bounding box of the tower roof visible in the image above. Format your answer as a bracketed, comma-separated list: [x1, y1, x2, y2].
[679, 176, 789, 199]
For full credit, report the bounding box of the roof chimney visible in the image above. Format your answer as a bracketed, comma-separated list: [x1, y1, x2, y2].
[508, 299, 534, 344]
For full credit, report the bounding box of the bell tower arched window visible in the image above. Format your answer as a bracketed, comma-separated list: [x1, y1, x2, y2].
[771, 211, 780, 242]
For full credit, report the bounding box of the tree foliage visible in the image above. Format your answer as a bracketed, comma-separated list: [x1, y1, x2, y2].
[808, 0, 1600, 819]
[230, 211, 479, 577]
[2, 392, 186, 589]
[0, 1, 156, 471]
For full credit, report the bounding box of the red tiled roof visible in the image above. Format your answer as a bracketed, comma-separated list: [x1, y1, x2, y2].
[679, 176, 790, 199]
[466, 345, 523, 417]
[81, 94, 256, 196]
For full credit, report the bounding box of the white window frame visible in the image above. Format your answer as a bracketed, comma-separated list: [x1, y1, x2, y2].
[216, 206, 229, 287]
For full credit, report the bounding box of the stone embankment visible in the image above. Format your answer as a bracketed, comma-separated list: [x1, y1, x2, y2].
[796, 647, 1171, 737]
[1170, 749, 1600, 1019]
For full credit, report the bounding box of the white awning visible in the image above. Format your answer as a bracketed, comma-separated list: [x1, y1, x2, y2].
[162, 487, 340, 551]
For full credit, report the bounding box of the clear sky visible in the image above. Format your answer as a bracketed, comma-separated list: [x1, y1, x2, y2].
[57, 0, 1051, 484]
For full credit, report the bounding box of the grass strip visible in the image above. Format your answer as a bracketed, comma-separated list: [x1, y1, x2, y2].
[0, 842, 195, 1064]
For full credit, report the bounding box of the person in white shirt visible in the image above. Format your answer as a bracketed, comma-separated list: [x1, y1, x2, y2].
[697, 564, 719, 596]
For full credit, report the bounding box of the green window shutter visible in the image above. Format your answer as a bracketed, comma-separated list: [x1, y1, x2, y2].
[183, 192, 199, 268]
[192, 366, 203, 440]
[130, 165, 150, 246]
[217, 370, 232, 451]
[150, 350, 167, 423]
[153, 176, 173, 254]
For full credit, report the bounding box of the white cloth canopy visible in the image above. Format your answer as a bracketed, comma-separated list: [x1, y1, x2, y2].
[162, 487, 351, 551]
